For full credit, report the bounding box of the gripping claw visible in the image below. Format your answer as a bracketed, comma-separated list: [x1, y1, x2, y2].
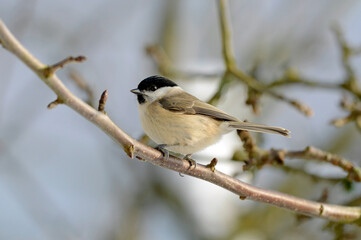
[155, 144, 169, 160]
[184, 154, 197, 169]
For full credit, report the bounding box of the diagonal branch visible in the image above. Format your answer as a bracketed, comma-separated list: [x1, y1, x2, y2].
[0, 19, 360, 224]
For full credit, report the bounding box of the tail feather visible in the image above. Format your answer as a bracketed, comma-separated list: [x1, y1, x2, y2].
[228, 121, 290, 137]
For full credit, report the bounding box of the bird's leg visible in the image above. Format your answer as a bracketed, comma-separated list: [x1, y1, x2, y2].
[184, 154, 197, 169]
[155, 144, 169, 160]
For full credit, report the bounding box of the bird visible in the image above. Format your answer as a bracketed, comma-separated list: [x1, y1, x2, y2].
[131, 75, 290, 166]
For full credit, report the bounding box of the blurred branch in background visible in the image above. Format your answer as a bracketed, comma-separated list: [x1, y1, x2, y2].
[265, 25, 361, 97]
[69, 69, 95, 107]
[332, 96, 361, 132]
[233, 129, 361, 182]
[333, 24, 361, 100]
[218, 0, 361, 121]
[1, 18, 360, 225]
[147, 0, 361, 128]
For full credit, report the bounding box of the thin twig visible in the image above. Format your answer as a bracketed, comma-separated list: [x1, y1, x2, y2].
[218, 0, 237, 69]
[331, 96, 361, 132]
[267, 69, 341, 89]
[1, 19, 361, 224]
[245, 63, 262, 113]
[43, 56, 86, 78]
[283, 146, 361, 182]
[332, 25, 361, 100]
[266, 91, 313, 117]
[207, 71, 233, 105]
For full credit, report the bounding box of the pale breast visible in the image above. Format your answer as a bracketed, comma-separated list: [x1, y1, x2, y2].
[138, 101, 225, 154]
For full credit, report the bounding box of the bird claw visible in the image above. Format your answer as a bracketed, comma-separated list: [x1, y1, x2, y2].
[184, 154, 197, 170]
[155, 144, 169, 160]
[155, 146, 196, 171]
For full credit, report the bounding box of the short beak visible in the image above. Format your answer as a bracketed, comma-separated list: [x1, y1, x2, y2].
[130, 88, 142, 95]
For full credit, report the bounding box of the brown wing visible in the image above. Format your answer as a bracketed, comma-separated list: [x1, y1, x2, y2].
[159, 92, 238, 121]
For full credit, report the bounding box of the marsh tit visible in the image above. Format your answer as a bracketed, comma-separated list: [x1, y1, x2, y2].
[131, 76, 290, 165]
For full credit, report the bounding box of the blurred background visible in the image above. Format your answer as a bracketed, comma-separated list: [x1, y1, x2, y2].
[1, 0, 361, 239]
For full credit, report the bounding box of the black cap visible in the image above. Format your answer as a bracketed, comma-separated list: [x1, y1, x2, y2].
[138, 75, 178, 92]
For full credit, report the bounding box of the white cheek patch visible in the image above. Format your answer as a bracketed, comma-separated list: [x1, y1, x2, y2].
[144, 86, 182, 102]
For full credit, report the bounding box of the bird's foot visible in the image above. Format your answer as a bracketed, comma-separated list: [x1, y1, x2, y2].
[184, 154, 197, 170]
[155, 144, 169, 161]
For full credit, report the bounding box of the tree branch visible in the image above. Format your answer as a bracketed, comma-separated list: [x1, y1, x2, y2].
[233, 129, 361, 182]
[331, 96, 361, 132]
[43, 56, 86, 78]
[1, 19, 360, 224]
[266, 68, 342, 89]
[283, 146, 361, 181]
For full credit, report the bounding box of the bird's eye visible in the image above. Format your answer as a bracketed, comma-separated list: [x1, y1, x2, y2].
[150, 85, 157, 91]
